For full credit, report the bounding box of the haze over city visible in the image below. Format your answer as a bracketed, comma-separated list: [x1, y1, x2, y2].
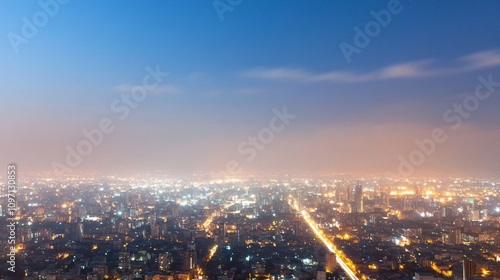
[1, 1, 500, 178]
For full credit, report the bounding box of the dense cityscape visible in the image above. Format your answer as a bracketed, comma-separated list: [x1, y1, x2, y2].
[2, 175, 500, 280]
[2, 1, 500, 280]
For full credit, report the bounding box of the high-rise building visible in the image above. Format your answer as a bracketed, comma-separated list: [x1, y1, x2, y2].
[118, 252, 131, 270]
[450, 229, 462, 245]
[294, 220, 302, 236]
[354, 182, 363, 213]
[187, 241, 196, 251]
[462, 260, 476, 280]
[471, 209, 480, 221]
[325, 252, 337, 273]
[66, 221, 83, 241]
[415, 185, 421, 197]
[151, 224, 161, 239]
[494, 235, 500, 246]
[381, 192, 389, 207]
[347, 185, 353, 203]
[404, 196, 411, 211]
[183, 250, 197, 271]
[335, 183, 341, 204]
[93, 264, 108, 280]
[158, 253, 172, 271]
[316, 270, 326, 280]
[442, 207, 453, 218]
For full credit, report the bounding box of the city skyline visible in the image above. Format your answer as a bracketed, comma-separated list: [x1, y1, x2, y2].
[2, 174, 500, 279]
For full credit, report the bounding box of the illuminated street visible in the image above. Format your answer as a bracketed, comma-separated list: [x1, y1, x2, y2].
[289, 195, 365, 280]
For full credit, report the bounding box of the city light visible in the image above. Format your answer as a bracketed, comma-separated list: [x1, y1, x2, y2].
[289, 195, 364, 280]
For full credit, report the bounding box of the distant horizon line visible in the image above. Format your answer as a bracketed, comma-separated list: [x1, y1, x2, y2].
[1, 168, 498, 181]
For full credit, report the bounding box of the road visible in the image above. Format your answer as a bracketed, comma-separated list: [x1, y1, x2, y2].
[289, 195, 364, 280]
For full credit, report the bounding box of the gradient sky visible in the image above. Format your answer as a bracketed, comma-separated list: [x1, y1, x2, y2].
[1, 0, 500, 178]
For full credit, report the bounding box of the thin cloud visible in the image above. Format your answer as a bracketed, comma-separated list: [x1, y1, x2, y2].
[459, 49, 500, 70]
[243, 49, 500, 83]
[243, 61, 432, 83]
[113, 84, 181, 94]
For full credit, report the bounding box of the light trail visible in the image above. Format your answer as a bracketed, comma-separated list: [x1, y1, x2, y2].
[199, 244, 219, 276]
[207, 244, 218, 261]
[202, 213, 216, 229]
[202, 201, 237, 231]
[198, 201, 236, 277]
[289, 195, 364, 280]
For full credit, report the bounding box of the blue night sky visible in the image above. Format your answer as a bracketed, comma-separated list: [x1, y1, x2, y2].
[1, 0, 500, 177]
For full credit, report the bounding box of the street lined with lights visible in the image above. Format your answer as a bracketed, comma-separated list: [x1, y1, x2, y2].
[198, 201, 237, 276]
[288, 195, 365, 280]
